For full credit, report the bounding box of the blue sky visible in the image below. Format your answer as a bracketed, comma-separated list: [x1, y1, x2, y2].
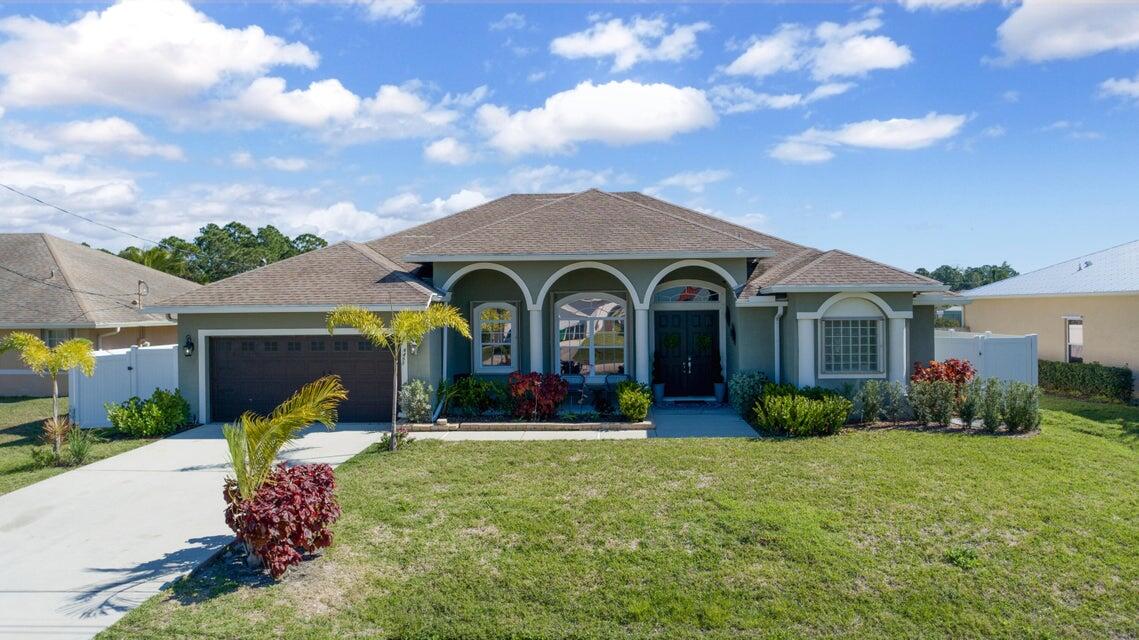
[1, 0, 1137, 273]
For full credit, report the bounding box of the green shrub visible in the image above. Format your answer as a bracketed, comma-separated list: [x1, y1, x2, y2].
[854, 379, 885, 423]
[957, 378, 982, 427]
[1038, 360, 1133, 404]
[753, 391, 852, 437]
[979, 378, 1004, 433]
[909, 380, 955, 427]
[882, 380, 910, 423]
[442, 376, 509, 416]
[1003, 381, 1042, 433]
[617, 382, 652, 422]
[106, 388, 191, 437]
[29, 446, 57, 468]
[66, 427, 97, 465]
[399, 379, 433, 423]
[728, 371, 768, 422]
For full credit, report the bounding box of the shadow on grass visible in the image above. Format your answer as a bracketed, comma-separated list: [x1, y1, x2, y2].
[165, 546, 276, 606]
[1043, 396, 1139, 449]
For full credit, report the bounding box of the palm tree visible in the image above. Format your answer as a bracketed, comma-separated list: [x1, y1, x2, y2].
[223, 375, 348, 501]
[118, 245, 191, 279]
[0, 332, 95, 456]
[327, 303, 471, 450]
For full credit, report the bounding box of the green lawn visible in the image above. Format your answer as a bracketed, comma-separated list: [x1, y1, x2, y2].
[0, 396, 154, 495]
[104, 396, 1139, 639]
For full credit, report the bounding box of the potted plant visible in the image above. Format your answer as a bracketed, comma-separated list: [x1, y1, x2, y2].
[651, 351, 666, 402]
[710, 348, 725, 402]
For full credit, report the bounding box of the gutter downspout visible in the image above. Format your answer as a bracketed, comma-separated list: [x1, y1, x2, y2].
[97, 326, 121, 350]
[431, 327, 450, 422]
[773, 306, 785, 384]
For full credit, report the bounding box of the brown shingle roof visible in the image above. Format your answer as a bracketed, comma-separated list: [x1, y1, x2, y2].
[151, 241, 437, 310]
[401, 189, 773, 260]
[740, 249, 943, 296]
[0, 233, 199, 327]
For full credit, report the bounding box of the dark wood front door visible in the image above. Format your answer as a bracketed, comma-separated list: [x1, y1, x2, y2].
[654, 310, 718, 397]
[208, 335, 393, 422]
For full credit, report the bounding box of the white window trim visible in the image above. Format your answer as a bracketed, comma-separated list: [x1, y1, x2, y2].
[553, 292, 629, 382]
[817, 317, 887, 379]
[1064, 316, 1084, 364]
[473, 302, 519, 374]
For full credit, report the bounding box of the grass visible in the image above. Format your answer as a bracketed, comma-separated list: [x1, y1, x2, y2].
[0, 396, 154, 495]
[104, 396, 1139, 639]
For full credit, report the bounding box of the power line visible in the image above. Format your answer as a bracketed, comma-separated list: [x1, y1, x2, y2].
[0, 263, 140, 306]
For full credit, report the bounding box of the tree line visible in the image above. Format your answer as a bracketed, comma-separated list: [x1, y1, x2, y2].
[914, 263, 1018, 292]
[114, 222, 327, 283]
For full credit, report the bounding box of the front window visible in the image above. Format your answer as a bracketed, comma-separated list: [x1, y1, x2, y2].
[1066, 317, 1084, 363]
[557, 294, 626, 377]
[41, 329, 72, 347]
[474, 303, 516, 373]
[820, 319, 884, 375]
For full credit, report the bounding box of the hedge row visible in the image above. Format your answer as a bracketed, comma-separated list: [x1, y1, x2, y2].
[1038, 360, 1133, 404]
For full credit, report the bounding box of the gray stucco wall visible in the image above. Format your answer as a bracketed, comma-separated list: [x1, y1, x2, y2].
[909, 305, 936, 373]
[176, 311, 435, 422]
[734, 307, 777, 380]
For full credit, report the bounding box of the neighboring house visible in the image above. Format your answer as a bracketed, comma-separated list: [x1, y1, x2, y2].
[964, 239, 1139, 393]
[150, 190, 949, 423]
[0, 233, 200, 397]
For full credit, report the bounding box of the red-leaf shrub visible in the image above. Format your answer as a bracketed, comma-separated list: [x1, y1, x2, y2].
[223, 463, 341, 579]
[911, 358, 976, 386]
[507, 372, 569, 420]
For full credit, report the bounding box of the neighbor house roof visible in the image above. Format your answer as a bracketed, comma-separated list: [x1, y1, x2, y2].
[155, 189, 941, 311]
[401, 189, 774, 261]
[149, 241, 439, 312]
[0, 233, 200, 328]
[966, 239, 1139, 298]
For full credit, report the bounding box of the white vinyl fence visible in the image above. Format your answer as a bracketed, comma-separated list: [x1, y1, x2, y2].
[69, 344, 179, 427]
[934, 330, 1038, 385]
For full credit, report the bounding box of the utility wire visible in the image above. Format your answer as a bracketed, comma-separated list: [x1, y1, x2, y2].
[0, 263, 140, 306]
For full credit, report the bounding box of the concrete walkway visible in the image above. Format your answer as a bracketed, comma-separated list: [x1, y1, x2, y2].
[650, 405, 758, 438]
[0, 422, 388, 640]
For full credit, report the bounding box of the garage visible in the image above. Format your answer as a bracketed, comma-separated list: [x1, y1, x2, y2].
[208, 335, 393, 422]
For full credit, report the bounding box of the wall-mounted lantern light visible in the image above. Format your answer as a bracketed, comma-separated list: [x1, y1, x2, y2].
[183, 334, 195, 357]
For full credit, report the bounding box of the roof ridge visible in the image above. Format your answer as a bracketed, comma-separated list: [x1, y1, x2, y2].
[40, 233, 92, 322]
[826, 249, 941, 285]
[405, 191, 586, 255]
[768, 249, 831, 286]
[624, 192, 814, 252]
[347, 242, 441, 299]
[601, 191, 773, 251]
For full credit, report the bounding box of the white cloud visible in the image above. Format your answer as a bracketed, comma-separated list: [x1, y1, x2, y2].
[899, 0, 985, 10]
[0, 0, 317, 112]
[1039, 120, 1103, 140]
[502, 165, 615, 193]
[771, 112, 967, 164]
[231, 151, 256, 168]
[263, 156, 309, 172]
[377, 189, 489, 220]
[324, 84, 460, 143]
[981, 125, 1007, 138]
[648, 169, 731, 194]
[490, 12, 526, 30]
[5, 117, 184, 160]
[1002, 90, 1021, 103]
[527, 71, 547, 83]
[423, 137, 473, 165]
[348, 0, 422, 24]
[1101, 73, 1139, 99]
[724, 12, 911, 81]
[477, 80, 716, 155]
[710, 82, 853, 113]
[224, 77, 360, 127]
[550, 16, 710, 72]
[997, 0, 1139, 62]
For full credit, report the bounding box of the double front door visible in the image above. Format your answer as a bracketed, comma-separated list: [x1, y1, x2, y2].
[654, 310, 719, 397]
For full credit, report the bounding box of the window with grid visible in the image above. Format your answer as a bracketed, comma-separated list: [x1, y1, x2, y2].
[474, 303, 516, 373]
[557, 294, 626, 377]
[820, 319, 883, 375]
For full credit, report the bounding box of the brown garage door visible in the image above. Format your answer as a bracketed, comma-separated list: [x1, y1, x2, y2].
[208, 335, 392, 422]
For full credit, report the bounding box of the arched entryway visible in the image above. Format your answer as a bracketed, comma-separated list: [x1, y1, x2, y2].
[649, 279, 727, 398]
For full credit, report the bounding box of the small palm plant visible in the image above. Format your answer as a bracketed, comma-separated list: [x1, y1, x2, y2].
[327, 303, 471, 450]
[223, 375, 348, 502]
[0, 332, 95, 458]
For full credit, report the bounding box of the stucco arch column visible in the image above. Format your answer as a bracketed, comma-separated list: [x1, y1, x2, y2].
[528, 306, 544, 373]
[635, 307, 650, 384]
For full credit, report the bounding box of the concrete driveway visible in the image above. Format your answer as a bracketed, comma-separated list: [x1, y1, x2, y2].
[0, 422, 387, 640]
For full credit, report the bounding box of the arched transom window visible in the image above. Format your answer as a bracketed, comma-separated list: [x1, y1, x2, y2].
[556, 293, 626, 377]
[653, 285, 720, 303]
[473, 302, 517, 374]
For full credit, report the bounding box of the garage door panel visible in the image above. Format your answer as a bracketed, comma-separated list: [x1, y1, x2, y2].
[209, 335, 393, 422]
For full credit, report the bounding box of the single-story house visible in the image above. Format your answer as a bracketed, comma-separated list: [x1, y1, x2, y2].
[965, 239, 1139, 393]
[1, 233, 200, 396]
[150, 190, 950, 423]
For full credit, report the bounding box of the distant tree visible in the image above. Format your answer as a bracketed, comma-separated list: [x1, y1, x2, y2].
[112, 224, 327, 283]
[916, 262, 1018, 291]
